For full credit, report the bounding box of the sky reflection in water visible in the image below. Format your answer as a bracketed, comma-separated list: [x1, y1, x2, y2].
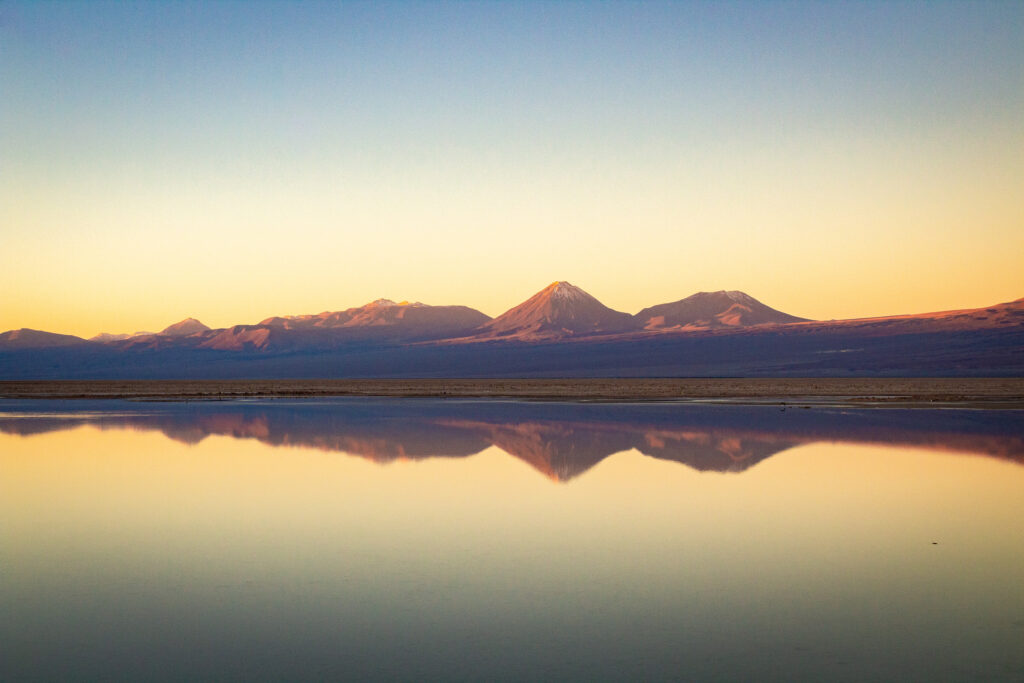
[2, 399, 1023, 681]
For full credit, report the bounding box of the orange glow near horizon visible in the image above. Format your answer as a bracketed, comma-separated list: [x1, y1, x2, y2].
[2, 253, 1022, 340]
[3, 3, 1022, 338]
[3, 149, 1022, 338]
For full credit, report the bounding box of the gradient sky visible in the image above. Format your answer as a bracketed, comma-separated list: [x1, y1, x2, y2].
[2, 0, 1021, 337]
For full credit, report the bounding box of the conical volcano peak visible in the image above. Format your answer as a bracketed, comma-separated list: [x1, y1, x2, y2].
[544, 281, 591, 302]
[476, 281, 637, 339]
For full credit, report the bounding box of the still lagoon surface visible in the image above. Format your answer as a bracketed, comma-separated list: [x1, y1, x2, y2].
[2, 398, 1023, 681]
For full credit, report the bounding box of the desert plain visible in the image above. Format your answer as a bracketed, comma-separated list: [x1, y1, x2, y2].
[2, 378, 1023, 408]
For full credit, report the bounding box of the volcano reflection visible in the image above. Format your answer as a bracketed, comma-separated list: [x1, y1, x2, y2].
[1, 399, 1021, 481]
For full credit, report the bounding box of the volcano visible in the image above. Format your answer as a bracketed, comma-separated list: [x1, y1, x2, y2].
[635, 290, 808, 329]
[475, 281, 637, 339]
[160, 318, 211, 337]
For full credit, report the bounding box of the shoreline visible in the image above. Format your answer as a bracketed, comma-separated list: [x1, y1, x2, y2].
[1, 378, 1023, 408]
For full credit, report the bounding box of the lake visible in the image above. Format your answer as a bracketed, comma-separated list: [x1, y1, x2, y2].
[2, 398, 1022, 681]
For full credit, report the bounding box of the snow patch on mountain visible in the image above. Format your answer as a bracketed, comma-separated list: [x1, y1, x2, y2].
[546, 281, 590, 303]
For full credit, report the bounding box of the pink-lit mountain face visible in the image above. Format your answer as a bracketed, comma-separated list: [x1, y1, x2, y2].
[257, 300, 490, 333]
[794, 297, 1024, 335]
[635, 291, 809, 330]
[2, 288, 1022, 377]
[200, 300, 493, 351]
[474, 281, 637, 339]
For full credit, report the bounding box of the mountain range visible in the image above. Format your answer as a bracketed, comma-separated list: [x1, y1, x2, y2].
[0, 282, 811, 350]
[1, 281, 1021, 378]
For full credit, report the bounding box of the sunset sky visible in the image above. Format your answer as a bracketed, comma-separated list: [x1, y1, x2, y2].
[2, 1, 1021, 338]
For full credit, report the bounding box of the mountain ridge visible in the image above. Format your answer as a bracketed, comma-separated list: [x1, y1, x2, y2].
[0, 328, 87, 349]
[6, 287, 1023, 347]
[1, 285, 1021, 378]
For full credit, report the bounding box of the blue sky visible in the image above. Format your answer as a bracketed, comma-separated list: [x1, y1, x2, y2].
[2, 1, 1022, 335]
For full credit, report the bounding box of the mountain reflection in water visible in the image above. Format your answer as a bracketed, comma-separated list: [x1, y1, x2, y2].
[1, 398, 1020, 481]
[4, 397, 1024, 682]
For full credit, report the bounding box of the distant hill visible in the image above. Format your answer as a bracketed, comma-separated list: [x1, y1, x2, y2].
[160, 318, 211, 337]
[636, 290, 808, 329]
[474, 281, 636, 339]
[337, 299, 490, 335]
[804, 297, 1024, 333]
[259, 299, 490, 332]
[0, 328, 86, 350]
[90, 332, 155, 342]
[202, 300, 492, 351]
[94, 301, 492, 353]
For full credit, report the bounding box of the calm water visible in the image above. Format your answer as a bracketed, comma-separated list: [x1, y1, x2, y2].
[2, 398, 1023, 681]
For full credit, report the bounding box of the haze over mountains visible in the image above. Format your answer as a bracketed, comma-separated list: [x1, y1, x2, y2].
[1, 282, 1021, 378]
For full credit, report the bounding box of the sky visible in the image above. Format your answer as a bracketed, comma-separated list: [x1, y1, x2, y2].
[1, 0, 1021, 337]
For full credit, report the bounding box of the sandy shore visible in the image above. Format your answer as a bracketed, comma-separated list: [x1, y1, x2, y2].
[1, 378, 1023, 407]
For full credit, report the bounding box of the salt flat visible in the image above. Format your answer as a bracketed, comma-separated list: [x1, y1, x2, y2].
[1, 378, 1022, 407]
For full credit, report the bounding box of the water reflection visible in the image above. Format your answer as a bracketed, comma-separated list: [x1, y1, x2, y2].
[0, 398, 1021, 480]
[2, 398, 1023, 681]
